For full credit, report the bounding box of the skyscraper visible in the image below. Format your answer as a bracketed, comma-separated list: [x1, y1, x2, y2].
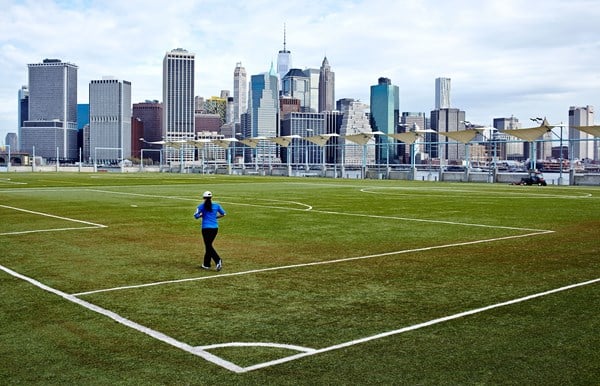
[277, 25, 292, 88]
[318, 56, 335, 112]
[163, 48, 195, 162]
[17, 85, 28, 130]
[430, 108, 466, 162]
[233, 62, 247, 124]
[16, 85, 29, 152]
[494, 116, 522, 161]
[370, 77, 399, 163]
[435, 77, 451, 110]
[304, 68, 320, 113]
[133, 100, 163, 162]
[569, 105, 597, 161]
[203, 96, 227, 124]
[20, 59, 78, 160]
[249, 64, 279, 162]
[89, 77, 132, 163]
[77, 104, 90, 130]
[400, 112, 428, 163]
[282, 69, 310, 111]
[340, 100, 375, 165]
[280, 112, 325, 165]
[5, 133, 18, 152]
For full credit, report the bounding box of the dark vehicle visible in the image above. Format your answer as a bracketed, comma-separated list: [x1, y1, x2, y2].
[512, 170, 547, 186]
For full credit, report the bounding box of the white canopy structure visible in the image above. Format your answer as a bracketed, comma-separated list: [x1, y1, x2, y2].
[389, 132, 420, 145]
[140, 139, 188, 148]
[305, 133, 339, 147]
[186, 138, 213, 148]
[343, 132, 374, 146]
[238, 136, 268, 148]
[211, 138, 238, 149]
[268, 135, 302, 147]
[574, 125, 600, 137]
[503, 118, 553, 142]
[436, 128, 487, 144]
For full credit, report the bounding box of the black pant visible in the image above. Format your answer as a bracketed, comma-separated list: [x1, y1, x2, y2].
[202, 227, 221, 267]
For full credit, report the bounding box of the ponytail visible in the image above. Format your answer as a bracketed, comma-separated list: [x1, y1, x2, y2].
[204, 197, 213, 212]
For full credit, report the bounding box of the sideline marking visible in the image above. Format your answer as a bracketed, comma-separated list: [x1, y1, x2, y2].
[0, 204, 107, 236]
[283, 181, 596, 200]
[359, 187, 593, 200]
[68, 187, 554, 296]
[0, 263, 244, 373]
[0, 178, 27, 185]
[239, 277, 600, 373]
[2, 260, 596, 373]
[2, 184, 584, 373]
[72, 229, 553, 296]
[86, 187, 545, 231]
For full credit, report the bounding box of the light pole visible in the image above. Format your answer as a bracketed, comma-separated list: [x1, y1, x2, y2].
[558, 123, 564, 185]
[532, 118, 567, 185]
[235, 132, 246, 170]
[5, 144, 10, 172]
[529, 118, 542, 171]
[398, 123, 425, 180]
[305, 128, 313, 171]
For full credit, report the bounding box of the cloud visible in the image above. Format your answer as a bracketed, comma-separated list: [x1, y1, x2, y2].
[1, 0, 599, 142]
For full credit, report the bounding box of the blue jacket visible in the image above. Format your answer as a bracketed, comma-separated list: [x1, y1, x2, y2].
[194, 202, 225, 228]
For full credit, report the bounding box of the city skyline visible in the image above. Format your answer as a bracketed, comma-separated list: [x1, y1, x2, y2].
[1, 0, 599, 144]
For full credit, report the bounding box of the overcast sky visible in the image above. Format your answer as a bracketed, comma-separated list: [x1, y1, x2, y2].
[1, 0, 599, 144]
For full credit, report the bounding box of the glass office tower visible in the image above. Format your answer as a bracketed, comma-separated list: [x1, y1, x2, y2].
[249, 65, 279, 163]
[370, 77, 399, 164]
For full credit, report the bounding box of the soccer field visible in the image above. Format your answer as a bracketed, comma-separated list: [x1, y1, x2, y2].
[1, 173, 599, 384]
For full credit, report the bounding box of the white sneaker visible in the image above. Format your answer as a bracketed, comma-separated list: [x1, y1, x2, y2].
[216, 260, 222, 271]
[201, 265, 210, 270]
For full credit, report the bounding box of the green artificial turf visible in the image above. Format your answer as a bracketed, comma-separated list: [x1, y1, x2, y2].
[0, 173, 598, 384]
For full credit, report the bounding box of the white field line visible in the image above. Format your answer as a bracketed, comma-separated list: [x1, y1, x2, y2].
[72, 229, 553, 296]
[284, 181, 596, 199]
[0, 204, 107, 236]
[70, 188, 555, 296]
[84, 188, 314, 211]
[0, 185, 569, 373]
[311, 209, 549, 232]
[3, 259, 596, 374]
[0, 263, 245, 373]
[0, 178, 27, 185]
[0, 226, 105, 236]
[239, 277, 600, 373]
[358, 187, 594, 200]
[198, 342, 317, 353]
[85, 188, 546, 232]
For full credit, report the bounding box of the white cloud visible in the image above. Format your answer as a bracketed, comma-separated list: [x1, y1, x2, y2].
[1, 0, 599, 143]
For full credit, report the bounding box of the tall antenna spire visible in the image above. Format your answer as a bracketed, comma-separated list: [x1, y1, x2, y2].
[283, 23, 287, 52]
[279, 23, 290, 54]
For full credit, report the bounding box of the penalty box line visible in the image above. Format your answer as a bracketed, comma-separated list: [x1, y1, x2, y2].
[86, 187, 549, 233]
[70, 188, 556, 296]
[0, 204, 107, 236]
[72, 229, 554, 297]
